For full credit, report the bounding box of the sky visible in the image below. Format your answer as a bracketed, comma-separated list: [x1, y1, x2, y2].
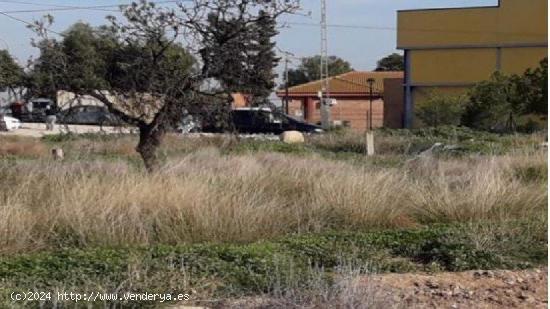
[0, 0, 497, 76]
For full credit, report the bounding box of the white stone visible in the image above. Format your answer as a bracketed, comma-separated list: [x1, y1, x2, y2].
[51, 148, 64, 160]
[280, 131, 305, 144]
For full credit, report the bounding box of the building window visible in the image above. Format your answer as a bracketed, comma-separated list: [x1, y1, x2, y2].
[316, 102, 321, 110]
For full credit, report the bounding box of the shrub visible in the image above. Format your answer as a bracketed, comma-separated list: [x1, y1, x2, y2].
[416, 92, 466, 127]
[512, 58, 548, 115]
[462, 58, 547, 132]
[516, 114, 548, 133]
[462, 72, 517, 132]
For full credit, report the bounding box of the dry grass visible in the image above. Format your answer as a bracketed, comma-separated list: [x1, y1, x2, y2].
[405, 153, 547, 223]
[0, 136, 48, 158]
[0, 145, 546, 254]
[220, 264, 399, 309]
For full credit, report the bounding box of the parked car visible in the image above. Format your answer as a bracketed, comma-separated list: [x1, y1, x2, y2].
[10, 98, 57, 123]
[279, 113, 324, 133]
[200, 108, 323, 134]
[1, 115, 22, 131]
[57, 105, 123, 126]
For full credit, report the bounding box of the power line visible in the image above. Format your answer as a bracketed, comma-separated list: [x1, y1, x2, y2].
[285, 21, 544, 37]
[0, 10, 64, 36]
[1, 1, 542, 37]
[287, 21, 395, 31]
[0, 0, 119, 13]
[0, 1, 182, 36]
[0, 0, 180, 14]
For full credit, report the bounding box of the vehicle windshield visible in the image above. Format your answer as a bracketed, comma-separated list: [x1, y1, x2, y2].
[32, 101, 51, 109]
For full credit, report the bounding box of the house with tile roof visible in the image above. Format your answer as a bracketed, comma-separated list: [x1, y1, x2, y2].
[276, 71, 404, 131]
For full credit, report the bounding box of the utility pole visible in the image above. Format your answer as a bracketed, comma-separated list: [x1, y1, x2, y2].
[367, 78, 375, 131]
[284, 55, 290, 115]
[366, 78, 376, 156]
[319, 0, 331, 129]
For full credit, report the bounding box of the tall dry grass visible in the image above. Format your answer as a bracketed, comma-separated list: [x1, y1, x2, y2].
[223, 263, 398, 309]
[0, 136, 48, 158]
[0, 147, 546, 254]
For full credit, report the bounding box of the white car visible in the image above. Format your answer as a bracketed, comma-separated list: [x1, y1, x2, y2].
[1, 116, 22, 131]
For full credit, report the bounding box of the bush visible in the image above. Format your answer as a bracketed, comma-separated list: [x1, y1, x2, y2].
[512, 58, 548, 115]
[416, 92, 466, 127]
[462, 72, 517, 132]
[462, 58, 547, 132]
[516, 114, 548, 133]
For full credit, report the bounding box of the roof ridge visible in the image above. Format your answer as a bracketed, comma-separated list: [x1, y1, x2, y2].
[286, 70, 361, 91]
[280, 70, 403, 95]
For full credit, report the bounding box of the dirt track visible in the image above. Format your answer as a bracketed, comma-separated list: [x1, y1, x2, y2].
[0, 123, 135, 137]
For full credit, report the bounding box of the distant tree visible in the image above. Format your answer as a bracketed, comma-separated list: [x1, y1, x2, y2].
[202, 10, 279, 106]
[287, 55, 353, 87]
[0, 50, 25, 100]
[248, 10, 280, 105]
[29, 0, 298, 171]
[375, 53, 404, 72]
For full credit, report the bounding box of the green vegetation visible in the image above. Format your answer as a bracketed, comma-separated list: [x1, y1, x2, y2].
[416, 93, 466, 127]
[34, 125, 544, 161]
[286, 55, 353, 87]
[0, 49, 25, 98]
[1, 221, 545, 307]
[375, 53, 404, 72]
[416, 58, 548, 132]
[0, 129, 546, 307]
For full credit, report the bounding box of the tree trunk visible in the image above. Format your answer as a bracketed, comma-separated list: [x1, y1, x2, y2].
[136, 124, 165, 173]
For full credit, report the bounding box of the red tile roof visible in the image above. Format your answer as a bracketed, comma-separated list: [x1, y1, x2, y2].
[278, 71, 403, 96]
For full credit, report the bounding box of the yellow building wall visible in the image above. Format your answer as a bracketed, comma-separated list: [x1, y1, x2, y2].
[398, 0, 547, 49]
[496, 0, 548, 44]
[398, 0, 548, 128]
[398, 7, 499, 48]
[501, 47, 548, 75]
[410, 49, 497, 84]
[399, 0, 548, 87]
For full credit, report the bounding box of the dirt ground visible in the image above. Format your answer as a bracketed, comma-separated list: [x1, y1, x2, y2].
[207, 268, 547, 309]
[0, 123, 134, 137]
[360, 268, 547, 309]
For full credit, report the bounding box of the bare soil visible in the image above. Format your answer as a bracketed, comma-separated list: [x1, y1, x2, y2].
[362, 268, 547, 308]
[212, 268, 547, 309]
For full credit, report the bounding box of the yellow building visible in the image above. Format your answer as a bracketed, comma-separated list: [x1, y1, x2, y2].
[397, 0, 548, 127]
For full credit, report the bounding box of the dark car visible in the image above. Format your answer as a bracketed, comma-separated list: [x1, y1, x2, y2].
[10, 98, 57, 123]
[201, 108, 322, 134]
[58, 105, 123, 126]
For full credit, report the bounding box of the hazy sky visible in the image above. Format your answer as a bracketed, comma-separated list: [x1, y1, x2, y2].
[0, 0, 497, 74]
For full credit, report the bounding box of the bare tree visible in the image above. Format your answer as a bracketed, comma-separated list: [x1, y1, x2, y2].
[29, 0, 298, 171]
